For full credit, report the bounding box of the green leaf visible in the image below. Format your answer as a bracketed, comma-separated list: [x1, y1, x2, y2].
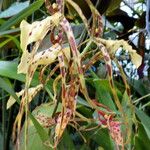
[0, 77, 50, 149]
[89, 128, 114, 150]
[0, 35, 21, 51]
[19, 103, 61, 150]
[135, 108, 150, 139]
[122, 91, 133, 120]
[0, 18, 6, 25]
[0, 28, 20, 36]
[89, 70, 116, 111]
[121, 91, 134, 144]
[0, 60, 39, 86]
[129, 79, 150, 96]
[0, 77, 20, 104]
[79, 144, 91, 150]
[58, 130, 75, 150]
[0, 70, 53, 149]
[0, 60, 54, 92]
[0, 1, 29, 18]
[93, 79, 116, 111]
[32, 102, 61, 117]
[134, 123, 150, 150]
[77, 105, 93, 118]
[19, 116, 51, 150]
[28, 113, 50, 143]
[0, 0, 44, 32]
[106, 0, 122, 14]
[77, 96, 90, 108]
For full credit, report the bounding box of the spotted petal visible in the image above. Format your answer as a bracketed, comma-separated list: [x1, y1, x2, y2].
[7, 84, 43, 109]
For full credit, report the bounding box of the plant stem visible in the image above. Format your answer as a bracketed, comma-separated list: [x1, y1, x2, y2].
[80, 40, 92, 57]
[133, 93, 150, 104]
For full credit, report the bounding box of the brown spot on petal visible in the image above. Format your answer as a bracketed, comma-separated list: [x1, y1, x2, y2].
[61, 68, 65, 77]
[106, 64, 112, 77]
[42, 51, 45, 55]
[62, 84, 66, 99]
[69, 36, 78, 57]
[30, 71, 34, 77]
[104, 55, 110, 62]
[127, 88, 131, 96]
[62, 18, 67, 24]
[77, 66, 83, 74]
[29, 32, 32, 36]
[59, 55, 63, 62]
